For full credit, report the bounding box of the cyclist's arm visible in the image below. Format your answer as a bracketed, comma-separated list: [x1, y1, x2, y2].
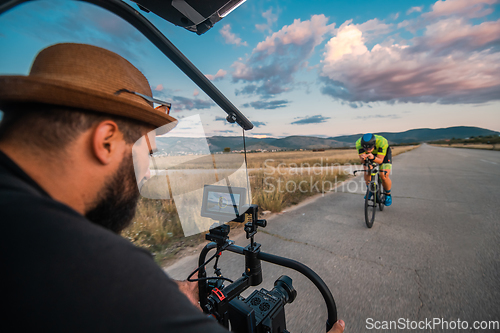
[357, 140, 368, 162]
[371, 153, 385, 164]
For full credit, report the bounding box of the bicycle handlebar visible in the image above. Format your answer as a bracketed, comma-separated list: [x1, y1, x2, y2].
[353, 160, 387, 175]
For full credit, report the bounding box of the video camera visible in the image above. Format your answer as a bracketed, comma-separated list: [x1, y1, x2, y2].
[187, 186, 337, 333]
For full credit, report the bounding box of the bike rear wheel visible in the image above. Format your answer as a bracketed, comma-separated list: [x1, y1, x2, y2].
[364, 185, 376, 228]
[378, 176, 385, 211]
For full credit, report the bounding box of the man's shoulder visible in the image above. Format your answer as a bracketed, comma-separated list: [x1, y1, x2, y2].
[1, 190, 228, 332]
[0, 163, 146, 254]
[0, 192, 153, 280]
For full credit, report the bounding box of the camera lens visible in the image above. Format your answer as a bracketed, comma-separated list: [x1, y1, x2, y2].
[272, 275, 297, 304]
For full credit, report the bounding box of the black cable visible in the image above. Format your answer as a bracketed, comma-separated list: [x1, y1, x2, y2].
[187, 251, 218, 282]
[188, 276, 234, 283]
[186, 248, 233, 284]
[242, 128, 251, 204]
[214, 255, 221, 273]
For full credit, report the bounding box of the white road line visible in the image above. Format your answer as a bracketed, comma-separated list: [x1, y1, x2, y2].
[480, 159, 498, 165]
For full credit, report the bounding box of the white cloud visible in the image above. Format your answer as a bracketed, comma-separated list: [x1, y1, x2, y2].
[193, 89, 199, 96]
[254, 14, 335, 54]
[397, 20, 411, 29]
[323, 21, 368, 63]
[421, 18, 500, 52]
[425, 0, 497, 19]
[205, 69, 227, 81]
[220, 24, 248, 46]
[172, 96, 214, 111]
[407, 6, 423, 15]
[321, 15, 500, 105]
[357, 18, 392, 33]
[232, 15, 336, 97]
[255, 8, 278, 33]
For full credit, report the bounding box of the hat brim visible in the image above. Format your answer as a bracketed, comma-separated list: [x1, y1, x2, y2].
[0, 76, 177, 128]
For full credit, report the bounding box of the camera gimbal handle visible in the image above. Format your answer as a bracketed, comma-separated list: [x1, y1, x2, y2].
[198, 241, 338, 332]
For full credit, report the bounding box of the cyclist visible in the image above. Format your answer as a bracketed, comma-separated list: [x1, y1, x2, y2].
[356, 133, 392, 206]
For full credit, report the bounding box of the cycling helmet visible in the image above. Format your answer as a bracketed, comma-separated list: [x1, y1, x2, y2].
[361, 133, 376, 149]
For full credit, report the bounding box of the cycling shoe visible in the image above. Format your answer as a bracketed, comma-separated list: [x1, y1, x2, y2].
[364, 191, 373, 200]
[385, 194, 392, 206]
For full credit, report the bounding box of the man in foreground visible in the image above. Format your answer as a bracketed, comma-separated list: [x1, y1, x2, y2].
[356, 133, 393, 206]
[0, 43, 344, 332]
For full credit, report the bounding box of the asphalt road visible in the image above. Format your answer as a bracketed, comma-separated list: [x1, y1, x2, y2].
[166, 144, 500, 333]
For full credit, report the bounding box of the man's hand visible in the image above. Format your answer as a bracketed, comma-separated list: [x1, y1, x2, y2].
[175, 280, 201, 310]
[328, 320, 345, 333]
[176, 280, 345, 331]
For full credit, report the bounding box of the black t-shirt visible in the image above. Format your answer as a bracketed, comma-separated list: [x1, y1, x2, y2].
[0, 150, 228, 332]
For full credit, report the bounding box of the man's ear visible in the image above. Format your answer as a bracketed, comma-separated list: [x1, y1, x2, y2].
[92, 120, 124, 165]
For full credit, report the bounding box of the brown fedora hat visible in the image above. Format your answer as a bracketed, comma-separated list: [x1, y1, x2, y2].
[0, 43, 176, 128]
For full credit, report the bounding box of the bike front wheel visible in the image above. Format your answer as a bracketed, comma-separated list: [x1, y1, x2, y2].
[364, 186, 376, 228]
[377, 176, 385, 211]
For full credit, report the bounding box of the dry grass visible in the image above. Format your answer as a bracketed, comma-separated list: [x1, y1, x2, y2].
[246, 149, 359, 169]
[251, 169, 347, 212]
[391, 145, 420, 155]
[122, 198, 205, 263]
[122, 145, 419, 263]
[432, 143, 500, 151]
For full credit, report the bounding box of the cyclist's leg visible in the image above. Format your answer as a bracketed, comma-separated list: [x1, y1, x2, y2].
[379, 148, 393, 205]
[379, 147, 392, 191]
[379, 166, 392, 190]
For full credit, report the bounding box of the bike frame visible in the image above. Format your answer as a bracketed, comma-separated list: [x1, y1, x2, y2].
[354, 160, 387, 227]
[367, 161, 380, 204]
[354, 160, 387, 195]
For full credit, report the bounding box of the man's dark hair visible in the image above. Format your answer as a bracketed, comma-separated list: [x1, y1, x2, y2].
[0, 103, 150, 152]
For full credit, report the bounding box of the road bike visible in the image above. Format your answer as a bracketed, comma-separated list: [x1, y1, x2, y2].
[354, 160, 386, 228]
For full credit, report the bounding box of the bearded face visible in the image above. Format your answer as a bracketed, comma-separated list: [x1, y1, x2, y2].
[85, 152, 140, 234]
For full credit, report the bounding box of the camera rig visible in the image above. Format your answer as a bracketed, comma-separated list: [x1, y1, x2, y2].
[189, 204, 337, 333]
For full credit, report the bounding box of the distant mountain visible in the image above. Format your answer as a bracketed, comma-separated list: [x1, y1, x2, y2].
[330, 126, 500, 145]
[155, 126, 499, 153]
[208, 135, 350, 152]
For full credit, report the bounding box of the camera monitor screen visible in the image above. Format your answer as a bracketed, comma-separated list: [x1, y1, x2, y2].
[133, 114, 251, 236]
[201, 185, 247, 221]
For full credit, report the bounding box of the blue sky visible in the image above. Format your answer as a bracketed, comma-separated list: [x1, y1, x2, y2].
[0, 0, 499, 138]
